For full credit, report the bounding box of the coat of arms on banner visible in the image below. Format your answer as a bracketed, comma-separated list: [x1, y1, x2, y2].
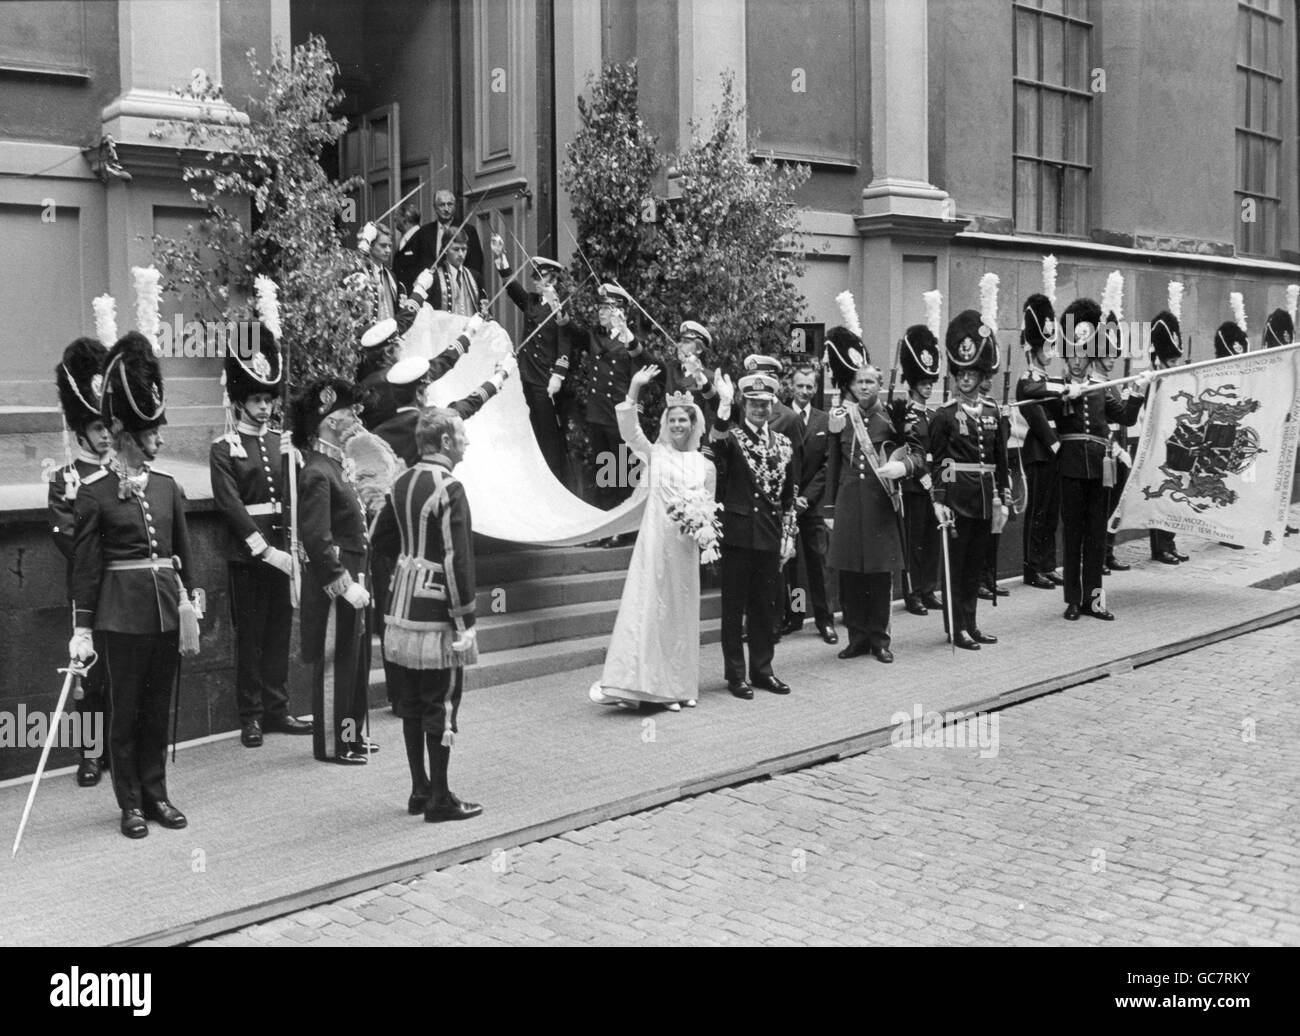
[1141, 385, 1267, 513]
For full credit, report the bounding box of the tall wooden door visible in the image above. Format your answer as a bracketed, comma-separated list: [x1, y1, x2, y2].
[459, 0, 555, 343]
[340, 103, 403, 240]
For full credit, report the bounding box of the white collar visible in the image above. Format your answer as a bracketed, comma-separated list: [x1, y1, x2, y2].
[395, 406, 419, 414]
[314, 439, 345, 464]
[745, 419, 767, 437]
[76, 448, 107, 466]
[236, 419, 268, 437]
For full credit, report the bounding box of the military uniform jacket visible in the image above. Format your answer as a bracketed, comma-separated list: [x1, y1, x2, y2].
[929, 399, 1011, 521]
[498, 261, 574, 390]
[372, 458, 476, 636]
[209, 427, 286, 560]
[788, 403, 831, 513]
[1036, 386, 1143, 481]
[585, 329, 645, 428]
[888, 398, 935, 497]
[71, 467, 194, 634]
[824, 406, 922, 573]
[48, 453, 107, 563]
[373, 377, 501, 467]
[297, 445, 369, 596]
[1015, 367, 1066, 465]
[711, 416, 796, 553]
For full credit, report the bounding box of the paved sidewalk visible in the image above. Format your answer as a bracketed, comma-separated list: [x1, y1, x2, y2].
[3, 514, 1299, 945]
[202, 620, 1300, 947]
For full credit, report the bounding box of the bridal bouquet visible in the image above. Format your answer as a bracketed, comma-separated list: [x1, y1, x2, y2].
[664, 485, 723, 564]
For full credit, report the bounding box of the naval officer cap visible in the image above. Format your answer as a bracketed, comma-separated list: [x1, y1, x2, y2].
[738, 371, 779, 401]
[743, 353, 783, 375]
[598, 283, 632, 308]
[679, 320, 712, 347]
[386, 355, 431, 385]
[531, 256, 565, 275]
[360, 318, 400, 350]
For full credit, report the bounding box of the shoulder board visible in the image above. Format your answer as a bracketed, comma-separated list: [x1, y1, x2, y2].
[82, 469, 110, 485]
[150, 467, 174, 479]
[1022, 370, 1044, 381]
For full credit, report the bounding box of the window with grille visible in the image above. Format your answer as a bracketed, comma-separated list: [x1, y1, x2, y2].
[1236, 0, 1283, 256]
[1013, 0, 1093, 236]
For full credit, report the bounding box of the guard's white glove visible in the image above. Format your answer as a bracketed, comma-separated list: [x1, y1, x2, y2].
[547, 373, 563, 399]
[495, 353, 518, 380]
[1132, 369, 1155, 392]
[828, 407, 847, 434]
[714, 370, 735, 408]
[1065, 383, 1084, 400]
[795, 495, 809, 513]
[878, 460, 907, 480]
[357, 222, 378, 254]
[400, 296, 418, 313]
[465, 313, 486, 336]
[261, 547, 294, 576]
[452, 627, 477, 654]
[414, 268, 435, 298]
[934, 502, 953, 526]
[69, 627, 94, 662]
[342, 583, 371, 610]
[490, 233, 505, 259]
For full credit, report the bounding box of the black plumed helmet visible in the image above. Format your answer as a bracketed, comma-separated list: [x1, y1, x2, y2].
[55, 337, 107, 433]
[899, 325, 940, 386]
[823, 325, 869, 393]
[290, 377, 357, 449]
[1264, 308, 1294, 349]
[101, 331, 165, 434]
[1149, 310, 1184, 366]
[1214, 320, 1249, 358]
[1060, 298, 1102, 361]
[225, 323, 282, 403]
[1021, 293, 1057, 355]
[945, 309, 996, 374]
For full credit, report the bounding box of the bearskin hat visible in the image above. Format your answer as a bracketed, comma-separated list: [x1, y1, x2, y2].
[101, 331, 165, 434]
[1214, 320, 1249, 359]
[824, 325, 870, 394]
[56, 337, 107, 434]
[899, 325, 941, 386]
[225, 324, 282, 404]
[1150, 311, 1184, 366]
[1060, 298, 1102, 364]
[945, 309, 997, 374]
[1264, 308, 1294, 349]
[290, 378, 358, 449]
[1021, 293, 1056, 355]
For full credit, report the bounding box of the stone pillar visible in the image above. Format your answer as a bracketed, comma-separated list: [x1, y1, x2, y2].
[676, 0, 746, 149]
[553, 0, 603, 265]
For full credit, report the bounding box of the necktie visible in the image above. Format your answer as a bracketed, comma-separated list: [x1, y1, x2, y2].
[800, 407, 808, 425]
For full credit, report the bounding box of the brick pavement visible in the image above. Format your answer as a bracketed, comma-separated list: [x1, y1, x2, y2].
[201, 616, 1300, 947]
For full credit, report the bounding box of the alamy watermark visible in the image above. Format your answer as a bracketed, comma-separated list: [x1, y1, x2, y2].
[154, 317, 262, 359]
[0, 706, 102, 756]
[890, 702, 1000, 758]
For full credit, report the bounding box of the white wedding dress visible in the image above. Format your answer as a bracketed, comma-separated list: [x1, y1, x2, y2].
[591, 400, 714, 705]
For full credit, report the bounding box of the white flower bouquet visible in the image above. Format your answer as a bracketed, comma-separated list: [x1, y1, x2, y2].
[664, 485, 723, 564]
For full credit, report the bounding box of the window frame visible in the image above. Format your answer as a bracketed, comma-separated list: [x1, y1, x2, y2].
[1235, 0, 1284, 256]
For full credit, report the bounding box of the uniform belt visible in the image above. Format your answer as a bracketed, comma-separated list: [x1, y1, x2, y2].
[246, 502, 282, 516]
[949, 462, 996, 474]
[1059, 434, 1110, 447]
[105, 558, 178, 572]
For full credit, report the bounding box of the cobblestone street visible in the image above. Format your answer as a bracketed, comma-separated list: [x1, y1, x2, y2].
[201, 619, 1300, 947]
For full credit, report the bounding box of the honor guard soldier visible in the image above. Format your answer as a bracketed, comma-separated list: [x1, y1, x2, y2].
[1016, 291, 1065, 589]
[825, 347, 922, 664]
[1213, 295, 1251, 549]
[710, 369, 796, 697]
[70, 331, 198, 838]
[292, 380, 374, 765]
[354, 222, 400, 324]
[372, 408, 486, 823]
[585, 284, 646, 512]
[782, 362, 838, 643]
[634, 319, 721, 424]
[356, 316, 410, 433]
[51, 336, 113, 786]
[1094, 275, 1140, 575]
[1048, 300, 1147, 620]
[1136, 284, 1190, 563]
[490, 235, 577, 484]
[1263, 288, 1297, 349]
[929, 310, 1011, 650]
[210, 319, 312, 749]
[889, 314, 944, 618]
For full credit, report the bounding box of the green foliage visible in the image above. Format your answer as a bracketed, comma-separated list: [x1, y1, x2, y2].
[149, 35, 370, 391]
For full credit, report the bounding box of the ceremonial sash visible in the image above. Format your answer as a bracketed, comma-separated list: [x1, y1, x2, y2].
[846, 404, 901, 513]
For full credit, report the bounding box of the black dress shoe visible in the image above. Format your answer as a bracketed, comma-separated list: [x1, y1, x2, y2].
[920, 593, 944, 610]
[144, 800, 188, 829]
[752, 675, 791, 695]
[1101, 562, 1111, 576]
[990, 584, 1009, 597]
[872, 647, 894, 664]
[1172, 549, 1190, 561]
[1105, 555, 1131, 572]
[977, 585, 995, 601]
[971, 630, 998, 644]
[1023, 573, 1054, 589]
[952, 631, 980, 651]
[240, 719, 263, 748]
[817, 624, 839, 645]
[837, 642, 870, 659]
[1083, 606, 1115, 621]
[424, 792, 483, 823]
[335, 751, 368, 765]
[263, 714, 313, 735]
[408, 788, 432, 816]
[779, 619, 803, 637]
[904, 596, 928, 616]
[121, 809, 148, 839]
[1064, 604, 1081, 620]
[1045, 572, 1064, 586]
[76, 757, 102, 787]
[727, 679, 753, 700]
[1154, 551, 1181, 565]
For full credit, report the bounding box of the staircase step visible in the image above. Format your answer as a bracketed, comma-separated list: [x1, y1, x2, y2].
[368, 618, 724, 694]
[475, 544, 635, 584]
[472, 569, 628, 613]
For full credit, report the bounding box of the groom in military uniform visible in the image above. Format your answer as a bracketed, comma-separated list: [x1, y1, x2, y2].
[710, 369, 796, 699]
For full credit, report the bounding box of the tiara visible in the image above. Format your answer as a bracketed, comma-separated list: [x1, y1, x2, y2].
[664, 391, 694, 408]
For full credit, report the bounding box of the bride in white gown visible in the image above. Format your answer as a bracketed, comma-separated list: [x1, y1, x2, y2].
[589, 365, 715, 710]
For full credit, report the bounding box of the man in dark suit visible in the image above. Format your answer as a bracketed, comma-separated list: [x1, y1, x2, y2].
[412, 229, 487, 317]
[292, 379, 374, 765]
[71, 332, 195, 838]
[392, 204, 427, 295]
[710, 370, 797, 699]
[781, 364, 837, 643]
[51, 337, 113, 787]
[428, 189, 484, 283]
